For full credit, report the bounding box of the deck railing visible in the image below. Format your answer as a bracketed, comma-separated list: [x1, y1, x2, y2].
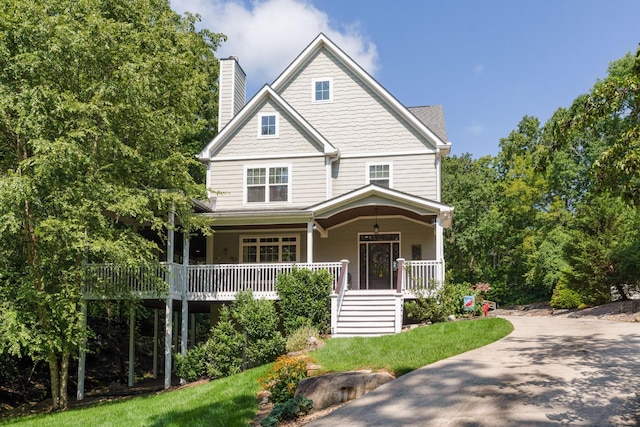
[83, 262, 182, 299]
[402, 260, 444, 296]
[83, 262, 342, 301]
[187, 262, 342, 300]
[84, 260, 442, 300]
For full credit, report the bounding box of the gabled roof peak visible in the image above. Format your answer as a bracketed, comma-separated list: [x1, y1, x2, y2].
[271, 33, 450, 153]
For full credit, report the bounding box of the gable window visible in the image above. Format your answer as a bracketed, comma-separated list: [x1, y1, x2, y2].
[312, 78, 332, 103]
[241, 235, 299, 263]
[258, 113, 278, 137]
[246, 166, 290, 203]
[368, 164, 391, 188]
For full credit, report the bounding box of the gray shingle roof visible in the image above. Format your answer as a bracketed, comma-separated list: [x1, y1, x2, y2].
[407, 105, 448, 143]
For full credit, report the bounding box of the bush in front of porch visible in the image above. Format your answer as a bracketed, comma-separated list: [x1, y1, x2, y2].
[175, 291, 285, 382]
[276, 267, 333, 335]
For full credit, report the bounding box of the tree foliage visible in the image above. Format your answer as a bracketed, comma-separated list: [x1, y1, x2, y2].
[443, 46, 640, 306]
[0, 0, 224, 409]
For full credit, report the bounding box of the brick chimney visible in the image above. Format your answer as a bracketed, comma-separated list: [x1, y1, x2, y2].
[218, 56, 246, 132]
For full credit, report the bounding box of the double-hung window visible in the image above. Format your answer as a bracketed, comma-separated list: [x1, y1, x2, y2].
[312, 78, 332, 103]
[241, 236, 299, 263]
[246, 166, 289, 203]
[258, 113, 278, 137]
[368, 163, 391, 188]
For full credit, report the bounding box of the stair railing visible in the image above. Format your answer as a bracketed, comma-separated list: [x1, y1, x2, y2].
[331, 259, 350, 335]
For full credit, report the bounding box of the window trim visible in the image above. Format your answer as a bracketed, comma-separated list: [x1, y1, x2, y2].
[312, 77, 333, 103]
[240, 234, 300, 263]
[366, 162, 393, 188]
[257, 112, 279, 138]
[244, 164, 292, 205]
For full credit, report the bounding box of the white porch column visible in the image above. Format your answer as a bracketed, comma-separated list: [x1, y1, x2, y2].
[76, 300, 87, 401]
[206, 234, 214, 264]
[153, 308, 158, 379]
[435, 216, 443, 261]
[164, 297, 172, 389]
[307, 221, 314, 263]
[435, 216, 444, 286]
[128, 307, 135, 387]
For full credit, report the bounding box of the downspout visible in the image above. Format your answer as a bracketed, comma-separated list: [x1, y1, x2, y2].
[326, 149, 340, 200]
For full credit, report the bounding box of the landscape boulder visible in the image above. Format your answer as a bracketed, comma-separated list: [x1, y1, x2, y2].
[295, 370, 394, 410]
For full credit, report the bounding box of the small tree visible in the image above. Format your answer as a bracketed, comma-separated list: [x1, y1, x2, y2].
[276, 268, 332, 335]
[231, 290, 285, 368]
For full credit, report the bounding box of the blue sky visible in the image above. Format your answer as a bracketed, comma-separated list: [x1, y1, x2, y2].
[171, 0, 640, 157]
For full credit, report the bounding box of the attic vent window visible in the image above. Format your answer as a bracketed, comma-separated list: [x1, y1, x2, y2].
[312, 78, 332, 103]
[258, 113, 278, 138]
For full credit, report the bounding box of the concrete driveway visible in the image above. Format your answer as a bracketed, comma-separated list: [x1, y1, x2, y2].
[307, 316, 640, 426]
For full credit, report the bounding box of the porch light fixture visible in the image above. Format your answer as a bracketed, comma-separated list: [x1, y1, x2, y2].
[373, 208, 379, 234]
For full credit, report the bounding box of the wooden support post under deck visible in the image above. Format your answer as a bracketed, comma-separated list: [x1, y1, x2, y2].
[164, 297, 172, 389]
[190, 314, 196, 347]
[153, 308, 159, 379]
[76, 300, 87, 401]
[128, 307, 135, 387]
[180, 234, 189, 384]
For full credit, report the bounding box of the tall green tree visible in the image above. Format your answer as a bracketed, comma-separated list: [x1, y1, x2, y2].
[0, 0, 224, 409]
[442, 154, 501, 285]
[563, 49, 640, 202]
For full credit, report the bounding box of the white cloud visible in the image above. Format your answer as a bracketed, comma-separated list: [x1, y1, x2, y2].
[171, 0, 379, 92]
[467, 121, 485, 136]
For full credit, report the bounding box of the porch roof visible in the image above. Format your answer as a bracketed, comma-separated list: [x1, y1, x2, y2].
[308, 184, 453, 225]
[200, 185, 453, 228]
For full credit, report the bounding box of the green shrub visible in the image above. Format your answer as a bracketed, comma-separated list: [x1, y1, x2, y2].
[203, 306, 244, 378]
[174, 343, 206, 382]
[405, 290, 446, 323]
[276, 267, 332, 335]
[261, 395, 314, 426]
[232, 290, 286, 367]
[285, 324, 319, 353]
[406, 282, 483, 323]
[259, 354, 308, 403]
[550, 278, 583, 309]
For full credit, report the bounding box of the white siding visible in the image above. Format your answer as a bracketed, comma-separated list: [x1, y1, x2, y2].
[279, 49, 435, 157]
[233, 63, 246, 115]
[332, 153, 438, 200]
[210, 156, 327, 210]
[214, 99, 324, 158]
[218, 58, 246, 131]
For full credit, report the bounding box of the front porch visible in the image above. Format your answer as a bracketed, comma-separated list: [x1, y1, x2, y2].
[83, 259, 444, 301]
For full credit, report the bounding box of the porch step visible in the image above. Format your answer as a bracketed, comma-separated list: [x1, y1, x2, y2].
[334, 290, 401, 337]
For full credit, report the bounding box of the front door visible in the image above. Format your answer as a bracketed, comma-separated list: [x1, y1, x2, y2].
[359, 233, 400, 289]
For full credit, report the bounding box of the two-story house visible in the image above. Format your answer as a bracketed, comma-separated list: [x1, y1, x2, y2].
[79, 33, 453, 396]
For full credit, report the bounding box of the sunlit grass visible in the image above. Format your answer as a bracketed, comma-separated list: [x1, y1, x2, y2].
[313, 318, 513, 376]
[1, 318, 512, 427]
[0, 365, 270, 427]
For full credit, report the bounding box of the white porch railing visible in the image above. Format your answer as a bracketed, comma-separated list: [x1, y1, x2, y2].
[84, 260, 442, 300]
[401, 260, 444, 297]
[187, 262, 342, 300]
[83, 262, 342, 301]
[83, 262, 183, 299]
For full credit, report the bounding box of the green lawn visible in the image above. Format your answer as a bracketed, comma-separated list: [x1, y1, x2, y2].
[2, 318, 512, 427]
